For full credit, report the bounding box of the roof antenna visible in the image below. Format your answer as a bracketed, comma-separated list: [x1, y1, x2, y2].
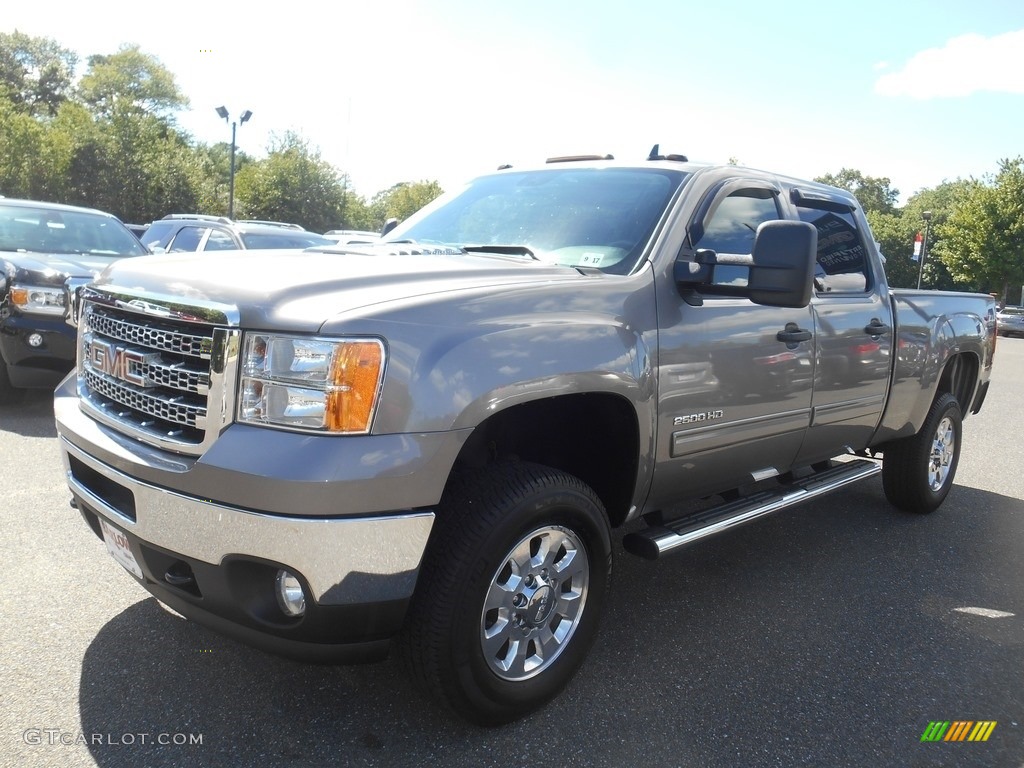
[647, 143, 662, 161]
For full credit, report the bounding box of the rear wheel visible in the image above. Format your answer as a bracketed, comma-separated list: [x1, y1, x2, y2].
[882, 392, 962, 513]
[398, 461, 612, 725]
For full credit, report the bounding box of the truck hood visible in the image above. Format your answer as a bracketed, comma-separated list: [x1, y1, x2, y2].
[94, 247, 589, 332]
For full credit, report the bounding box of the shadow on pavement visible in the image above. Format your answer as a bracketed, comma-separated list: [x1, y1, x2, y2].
[79, 481, 1023, 767]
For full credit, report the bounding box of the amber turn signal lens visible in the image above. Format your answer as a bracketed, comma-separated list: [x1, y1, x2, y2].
[326, 341, 385, 433]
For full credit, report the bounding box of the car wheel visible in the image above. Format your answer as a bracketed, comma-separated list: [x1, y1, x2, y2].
[882, 392, 962, 514]
[398, 461, 612, 725]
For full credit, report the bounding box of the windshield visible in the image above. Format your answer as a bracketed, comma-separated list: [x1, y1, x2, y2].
[385, 167, 688, 274]
[240, 232, 333, 249]
[0, 203, 148, 257]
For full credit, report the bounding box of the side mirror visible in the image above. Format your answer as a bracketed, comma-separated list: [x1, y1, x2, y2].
[747, 220, 817, 308]
[380, 218, 399, 237]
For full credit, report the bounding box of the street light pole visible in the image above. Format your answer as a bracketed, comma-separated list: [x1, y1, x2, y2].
[916, 210, 933, 290]
[215, 106, 252, 220]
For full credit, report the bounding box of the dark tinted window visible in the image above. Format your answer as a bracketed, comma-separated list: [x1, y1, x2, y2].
[168, 226, 208, 252]
[796, 207, 870, 293]
[140, 220, 175, 248]
[696, 190, 781, 287]
[240, 232, 332, 249]
[697, 191, 781, 255]
[0, 204, 147, 256]
[204, 230, 239, 251]
[386, 168, 688, 274]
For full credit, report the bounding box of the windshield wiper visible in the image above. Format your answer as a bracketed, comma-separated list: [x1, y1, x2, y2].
[460, 245, 538, 260]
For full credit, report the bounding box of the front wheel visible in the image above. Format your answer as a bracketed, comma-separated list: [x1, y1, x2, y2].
[398, 461, 612, 725]
[882, 392, 962, 513]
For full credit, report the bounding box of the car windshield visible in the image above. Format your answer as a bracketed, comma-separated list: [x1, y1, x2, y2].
[0, 204, 148, 257]
[999, 307, 1024, 316]
[384, 167, 688, 274]
[240, 232, 333, 249]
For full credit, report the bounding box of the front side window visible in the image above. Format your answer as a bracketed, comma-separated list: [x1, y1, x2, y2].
[695, 190, 781, 287]
[168, 226, 208, 252]
[204, 230, 238, 251]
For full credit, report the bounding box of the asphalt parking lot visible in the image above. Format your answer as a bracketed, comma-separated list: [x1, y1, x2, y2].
[2, 341, 1022, 768]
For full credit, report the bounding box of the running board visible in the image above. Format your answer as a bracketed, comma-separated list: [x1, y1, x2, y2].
[623, 459, 881, 560]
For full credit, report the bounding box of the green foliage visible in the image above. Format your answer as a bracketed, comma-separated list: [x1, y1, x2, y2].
[233, 132, 350, 232]
[935, 158, 1024, 302]
[0, 31, 77, 116]
[78, 44, 188, 118]
[367, 181, 444, 230]
[815, 168, 899, 216]
[0, 93, 45, 196]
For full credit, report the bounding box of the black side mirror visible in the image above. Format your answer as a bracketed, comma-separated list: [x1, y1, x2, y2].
[747, 220, 817, 308]
[381, 218, 399, 237]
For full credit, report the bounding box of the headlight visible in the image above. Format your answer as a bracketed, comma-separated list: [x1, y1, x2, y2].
[10, 284, 66, 316]
[238, 334, 385, 433]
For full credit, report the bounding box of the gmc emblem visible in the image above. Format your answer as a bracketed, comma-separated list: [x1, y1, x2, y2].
[87, 339, 157, 387]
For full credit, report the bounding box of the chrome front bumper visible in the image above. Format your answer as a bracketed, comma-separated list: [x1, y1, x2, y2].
[61, 437, 434, 606]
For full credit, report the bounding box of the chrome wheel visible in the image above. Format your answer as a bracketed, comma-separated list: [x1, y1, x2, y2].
[928, 415, 956, 492]
[480, 525, 590, 681]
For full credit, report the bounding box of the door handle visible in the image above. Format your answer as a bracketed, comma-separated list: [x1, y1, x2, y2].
[864, 320, 890, 336]
[777, 324, 812, 344]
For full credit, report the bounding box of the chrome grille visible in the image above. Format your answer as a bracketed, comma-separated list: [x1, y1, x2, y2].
[83, 368, 205, 428]
[76, 288, 239, 456]
[87, 310, 213, 358]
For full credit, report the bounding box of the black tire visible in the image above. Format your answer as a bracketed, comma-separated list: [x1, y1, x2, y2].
[882, 392, 962, 514]
[398, 461, 612, 726]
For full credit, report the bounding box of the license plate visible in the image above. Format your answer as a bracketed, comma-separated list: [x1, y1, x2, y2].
[100, 518, 144, 579]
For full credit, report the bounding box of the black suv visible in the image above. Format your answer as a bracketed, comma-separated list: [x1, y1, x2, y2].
[141, 215, 331, 252]
[0, 198, 148, 402]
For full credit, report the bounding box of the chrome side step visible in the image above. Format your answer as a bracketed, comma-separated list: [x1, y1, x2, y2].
[623, 459, 881, 560]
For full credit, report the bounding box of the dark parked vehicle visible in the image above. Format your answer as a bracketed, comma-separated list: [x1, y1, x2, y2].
[996, 305, 1024, 337]
[141, 215, 330, 252]
[0, 199, 148, 402]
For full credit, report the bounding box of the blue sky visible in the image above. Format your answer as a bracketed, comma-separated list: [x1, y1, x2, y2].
[5, 0, 1024, 203]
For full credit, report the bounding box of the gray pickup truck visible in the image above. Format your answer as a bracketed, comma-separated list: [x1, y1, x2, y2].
[54, 155, 996, 725]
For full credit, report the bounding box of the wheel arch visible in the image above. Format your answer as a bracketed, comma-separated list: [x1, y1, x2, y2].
[449, 392, 641, 528]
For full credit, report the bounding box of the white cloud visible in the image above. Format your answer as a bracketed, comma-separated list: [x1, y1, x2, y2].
[875, 29, 1024, 99]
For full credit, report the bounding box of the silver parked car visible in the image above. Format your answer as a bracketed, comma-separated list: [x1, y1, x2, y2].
[997, 305, 1024, 337]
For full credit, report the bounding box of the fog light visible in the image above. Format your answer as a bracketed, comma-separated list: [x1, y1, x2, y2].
[27, 333, 44, 348]
[275, 569, 306, 617]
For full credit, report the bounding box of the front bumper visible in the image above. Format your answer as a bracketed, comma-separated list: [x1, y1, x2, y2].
[54, 374, 472, 661]
[0, 312, 77, 388]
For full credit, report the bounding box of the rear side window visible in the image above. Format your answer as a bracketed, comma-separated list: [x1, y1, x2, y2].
[795, 206, 870, 293]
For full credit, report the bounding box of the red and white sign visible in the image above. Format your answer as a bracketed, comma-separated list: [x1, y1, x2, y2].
[912, 232, 923, 260]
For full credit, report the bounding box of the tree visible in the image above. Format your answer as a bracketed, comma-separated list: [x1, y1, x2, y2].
[0, 31, 77, 116]
[233, 132, 348, 232]
[815, 168, 899, 216]
[367, 180, 444, 229]
[935, 158, 1024, 302]
[0, 93, 45, 196]
[78, 44, 188, 119]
